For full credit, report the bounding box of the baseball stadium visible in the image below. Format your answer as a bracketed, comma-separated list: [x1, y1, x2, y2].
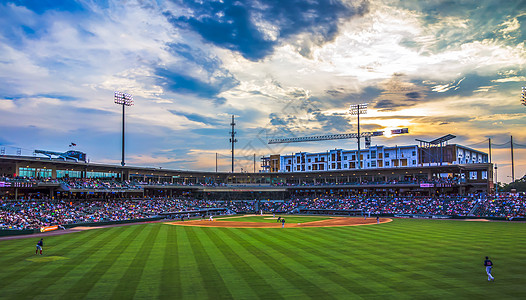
[2, 1, 526, 299]
[1, 138, 525, 299]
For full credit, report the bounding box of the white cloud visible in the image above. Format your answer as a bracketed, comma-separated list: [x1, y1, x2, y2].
[0, 0, 526, 175]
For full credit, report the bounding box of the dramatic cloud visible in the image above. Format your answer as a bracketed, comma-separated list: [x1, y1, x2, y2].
[165, 0, 368, 60]
[0, 0, 525, 180]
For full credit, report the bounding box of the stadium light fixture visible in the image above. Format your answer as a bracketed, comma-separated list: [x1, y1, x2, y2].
[114, 91, 134, 166]
[521, 87, 526, 106]
[350, 103, 368, 169]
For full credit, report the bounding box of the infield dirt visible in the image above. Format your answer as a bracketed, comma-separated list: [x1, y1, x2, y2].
[166, 216, 392, 228]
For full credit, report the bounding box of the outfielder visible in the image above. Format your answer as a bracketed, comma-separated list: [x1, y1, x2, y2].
[484, 256, 495, 281]
[36, 238, 43, 255]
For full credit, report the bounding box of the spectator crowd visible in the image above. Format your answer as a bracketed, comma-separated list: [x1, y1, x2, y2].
[1, 194, 525, 230]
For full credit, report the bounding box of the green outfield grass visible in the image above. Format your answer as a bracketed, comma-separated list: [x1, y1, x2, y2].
[217, 215, 330, 223]
[0, 219, 525, 299]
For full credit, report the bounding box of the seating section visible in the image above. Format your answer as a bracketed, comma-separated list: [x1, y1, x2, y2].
[1, 195, 525, 230]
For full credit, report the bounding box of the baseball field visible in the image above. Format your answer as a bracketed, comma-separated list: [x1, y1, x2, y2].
[0, 216, 525, 299]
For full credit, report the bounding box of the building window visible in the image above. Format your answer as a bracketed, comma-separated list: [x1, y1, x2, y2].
[385, 153, 390, 158]
[18, 167, 36, 177]
[412, 160, 416, 165]
[57, 170, 82, 178]
[37, 168, 52, 178]
[87, 172, 117, 178]
[385, 161, 390, 167]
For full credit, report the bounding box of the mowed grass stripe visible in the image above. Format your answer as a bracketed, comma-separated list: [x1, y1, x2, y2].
[81, 225, 158, 299]
[184, 226, 233, 299]
[219, 228, 310, 299]
[0, 228, 113, 294]
[134, 225, 168, 299]
[0, 229, 100, 266]
[159, 225, 182, 300]
[302, 226, 459, 297]
[231, 228, 335, 299]
[201, 228, 280, 299]
[313, 220, 497, 298]
[352, 224, 472, 296]
[248, 228, 362, 298]
[204, 228, 284, 299]
[263, 228, 379, 297]
[12, 226, 134, 300]
[59, 224, 148, 298]
[177, 225, 208, 299]
[0, 231, 84, 257]
[109, 224, 162, 299]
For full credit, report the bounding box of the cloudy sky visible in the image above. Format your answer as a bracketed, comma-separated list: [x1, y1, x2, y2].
[0, 0, 525, 181]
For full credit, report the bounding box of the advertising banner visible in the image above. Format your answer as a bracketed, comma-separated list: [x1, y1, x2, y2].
[40, 225, 58, 233]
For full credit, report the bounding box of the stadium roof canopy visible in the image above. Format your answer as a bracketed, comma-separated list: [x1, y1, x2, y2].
[416, 134, 456, 145]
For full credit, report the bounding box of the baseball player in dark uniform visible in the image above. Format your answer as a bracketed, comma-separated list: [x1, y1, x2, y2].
[36, 238, 43, 255]
[484, 256, 495, 281]
[281, 218, 285, 228]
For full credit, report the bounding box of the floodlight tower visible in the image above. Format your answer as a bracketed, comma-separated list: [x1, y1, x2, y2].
[114, 91, 134, 166]
[229, 115, 237, 172]
[521, 86, 526, 106]
[350, 103, 368, 169]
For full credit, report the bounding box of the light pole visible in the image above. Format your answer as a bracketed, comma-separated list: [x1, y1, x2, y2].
[114, 91, 134, 166]
[494, 164, 498, 196]
[521, 86, 526, 106]
[229, 115, 237, 172]
[350, 103, 368, 169]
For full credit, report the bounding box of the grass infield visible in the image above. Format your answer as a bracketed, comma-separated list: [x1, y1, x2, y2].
[0, 218, 525, 299]
[216, 215, 331, 223]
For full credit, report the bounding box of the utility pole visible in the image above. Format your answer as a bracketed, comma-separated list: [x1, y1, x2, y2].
[253, 153, 256, 173]
[215, 153, 218, 172]
[488, 138, 492, 163]
[511, 135, 515, 182]
[229, 115, 237, 173]
[495, 164, 499, 196]
[350, 103, 368, 169]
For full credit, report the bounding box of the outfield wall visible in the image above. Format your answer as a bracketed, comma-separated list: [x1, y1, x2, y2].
[0, 217, 163, 237]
